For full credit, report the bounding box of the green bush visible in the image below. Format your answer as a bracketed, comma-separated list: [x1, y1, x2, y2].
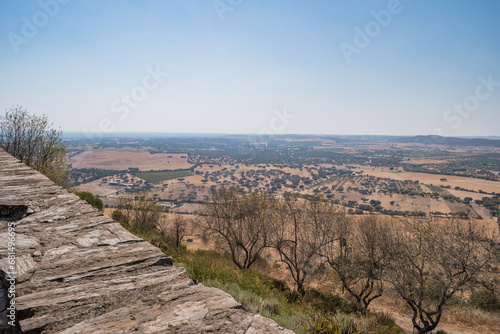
[112, 210, 128, 225]
[368, 312, 404, 334]
[179, 250, 277, 298]
[303, 290, 365, 314]
[75, 191, 103, 211]
[305, 313, 361, 334]
[333, 313, 359, 334]
[469, 289, 500, 312]
[306, 311, 405, 334]
[203, 279, 283, 316]
[371, 312, 397, 328]
[268, 312, 309, 334]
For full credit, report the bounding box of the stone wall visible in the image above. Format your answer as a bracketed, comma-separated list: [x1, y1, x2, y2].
[0, 150, 293, 333]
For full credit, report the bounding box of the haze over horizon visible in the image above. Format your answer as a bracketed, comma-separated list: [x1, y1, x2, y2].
[1, 1, 499, 137]
[61, 131, 500, 141]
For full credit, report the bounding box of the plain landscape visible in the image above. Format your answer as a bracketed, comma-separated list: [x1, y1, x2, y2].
[2, 1, 500, 333]
[67, 133, 500, 334]
[69, 134, 500, 226]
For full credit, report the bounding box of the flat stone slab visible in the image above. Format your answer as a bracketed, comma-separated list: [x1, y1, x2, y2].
[0, 150, 294, 333]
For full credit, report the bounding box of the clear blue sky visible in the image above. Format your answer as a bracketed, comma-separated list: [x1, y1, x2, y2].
[1, 0, 499, 136]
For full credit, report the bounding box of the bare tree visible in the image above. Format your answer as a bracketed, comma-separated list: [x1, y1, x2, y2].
[322, 214, 390, 308]
[132, 194, 162, 231]
[201, 187, 272, 269]
[270, 195, 335, 294]
[161, 215, 188, 248]
[387, 218, 493, 334]
[0, 106, 68, 187]
[117, 196, 134, 224]
[116, 194, 162, 232]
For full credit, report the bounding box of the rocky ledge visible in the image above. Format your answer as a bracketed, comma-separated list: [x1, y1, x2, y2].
[0, 150, 293, 334]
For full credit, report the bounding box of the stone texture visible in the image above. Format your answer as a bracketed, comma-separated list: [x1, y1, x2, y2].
[0, 150, 294, 334]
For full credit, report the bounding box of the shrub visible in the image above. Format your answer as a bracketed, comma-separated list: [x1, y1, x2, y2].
[305, 313, 360, 334]
[179, 250, 275, 298]
[303, 290, 365, 314]
[469, 289, 500, 312]
[372, 312, 397, 328]
[75, 191, 103, 211]
[368, 312, 405, 334]
[112, 210, 129, 225]
[333, 313, 359, 334]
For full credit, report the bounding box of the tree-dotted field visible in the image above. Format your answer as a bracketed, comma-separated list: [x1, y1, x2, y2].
[134, 170, 193, 183]
[70, 149, 192, 171]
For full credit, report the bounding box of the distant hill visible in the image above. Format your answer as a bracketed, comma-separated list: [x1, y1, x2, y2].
[390, 135, 500, 148]
[63, 132, 500, 148]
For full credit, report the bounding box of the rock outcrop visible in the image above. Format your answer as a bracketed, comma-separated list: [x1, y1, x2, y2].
[0, 150, 293, 333]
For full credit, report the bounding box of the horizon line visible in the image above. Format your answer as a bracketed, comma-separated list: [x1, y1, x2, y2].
[62, 131, 500, 140]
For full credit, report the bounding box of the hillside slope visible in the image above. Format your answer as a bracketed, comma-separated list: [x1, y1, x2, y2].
[0, 149, 292, 333]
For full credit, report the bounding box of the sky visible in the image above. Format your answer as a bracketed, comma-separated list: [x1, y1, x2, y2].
[0, 0, 499, 137]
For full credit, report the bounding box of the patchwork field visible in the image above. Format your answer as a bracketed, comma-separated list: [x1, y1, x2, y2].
[75, 172, 138, 197]
[68, 135, 500, 334]
[134, 170, 193, 183]
[359, 166, 500, 193]
[79, 159, 498, 221]
[71, 149, 192, 170]
[76, 179, 121, 197]
[69, 136, 499, 237]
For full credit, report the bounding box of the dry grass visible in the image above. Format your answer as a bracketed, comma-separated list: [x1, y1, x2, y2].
[359, 166, 500, 193]
[442, 306, 500, 334]
[370, 292, 500, 334]
[71, 148, 192, 171]
[76, 179, 121, 196]
[402, 158, 449, 164]
[195, 164, 312, 178]
[102, 203, 499, 334]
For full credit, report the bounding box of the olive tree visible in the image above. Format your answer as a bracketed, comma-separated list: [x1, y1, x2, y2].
[201, 187, 272, 269]
[387, 218, 493, 334]
[321, 214, 390, 308]
[116, 194, 162, 232]
[270, 195, 335, 294]
[0, 106, 68, 186]
[161, 215, 189, 248]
